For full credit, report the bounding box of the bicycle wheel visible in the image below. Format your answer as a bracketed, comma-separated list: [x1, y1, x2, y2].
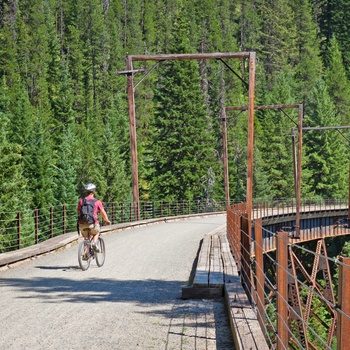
[95, 237, 106, 267]
[78, 240, 91, 271]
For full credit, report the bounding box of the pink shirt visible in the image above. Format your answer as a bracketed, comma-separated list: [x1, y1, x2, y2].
[77, 195, 105, 224]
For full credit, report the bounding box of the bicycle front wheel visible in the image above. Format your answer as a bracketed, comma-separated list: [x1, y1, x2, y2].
[95, 237, 106, 267]
[78, 240, 91, 271]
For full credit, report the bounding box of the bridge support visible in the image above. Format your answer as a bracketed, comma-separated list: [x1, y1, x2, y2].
[276, 230, 289, 349]
[337, 256, 350, 350]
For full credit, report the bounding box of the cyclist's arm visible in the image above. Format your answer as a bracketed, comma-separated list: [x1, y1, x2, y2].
[99, 206, 111, 225]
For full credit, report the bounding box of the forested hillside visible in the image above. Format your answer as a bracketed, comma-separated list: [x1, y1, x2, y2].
[0, 0, 349, 214]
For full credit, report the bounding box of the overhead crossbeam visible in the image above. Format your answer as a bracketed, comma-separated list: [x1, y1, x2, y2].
[124, 52, 256, 221]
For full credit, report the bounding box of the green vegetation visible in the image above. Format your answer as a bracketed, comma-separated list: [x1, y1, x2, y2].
[0, 0, 349, 212]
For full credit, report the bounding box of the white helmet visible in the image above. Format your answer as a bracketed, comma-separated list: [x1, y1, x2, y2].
[85, 183, 96, 192]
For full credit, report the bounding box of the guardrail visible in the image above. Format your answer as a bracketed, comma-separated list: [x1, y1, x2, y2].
[227, 199, 350, 350]
[0, 199, 226, 253]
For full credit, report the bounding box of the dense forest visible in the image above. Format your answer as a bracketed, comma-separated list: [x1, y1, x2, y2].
[0, 0, 349, 215]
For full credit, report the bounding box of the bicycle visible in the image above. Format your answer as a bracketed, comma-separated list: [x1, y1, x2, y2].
[77, 232, 106, 271]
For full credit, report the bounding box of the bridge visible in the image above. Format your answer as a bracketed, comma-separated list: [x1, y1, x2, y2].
[1, 199, 349, 349]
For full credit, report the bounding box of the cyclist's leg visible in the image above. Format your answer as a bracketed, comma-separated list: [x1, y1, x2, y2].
[79, 223, 91, 241]
[90, 223, 101, 244]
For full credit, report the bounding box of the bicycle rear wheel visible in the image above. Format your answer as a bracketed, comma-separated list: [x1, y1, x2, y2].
[95, 237, 106, 267]
[78, 240, 91, 271]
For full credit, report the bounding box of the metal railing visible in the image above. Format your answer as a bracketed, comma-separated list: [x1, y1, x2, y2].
[0, 199, 226, 253]
[227, 199, 350, 350]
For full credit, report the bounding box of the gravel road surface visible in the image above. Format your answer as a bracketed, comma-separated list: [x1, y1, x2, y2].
[0, 214, 235, 350]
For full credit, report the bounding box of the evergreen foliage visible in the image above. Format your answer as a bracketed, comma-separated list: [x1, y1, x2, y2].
[0, 0, 348, 214]
[149, 9, 216, 201]
[304, 79, 348, 198]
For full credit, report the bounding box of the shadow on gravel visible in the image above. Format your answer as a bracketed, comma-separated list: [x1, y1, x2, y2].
[35, 265, 79, 271]
[1, 276, 234, 349]
[0, 276, 234, 349]
[0, 276, 188, 304]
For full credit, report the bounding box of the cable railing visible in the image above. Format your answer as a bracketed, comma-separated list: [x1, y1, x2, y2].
[0, 199, 226, 254]
[227, 199, 350, 349]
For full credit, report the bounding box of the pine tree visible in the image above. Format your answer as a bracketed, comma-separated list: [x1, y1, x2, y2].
[149, 8, 216, 201]
[101, 120, 131, 203]
[325, 36, 350, 125]
[240, 0, 263, 53]
[327, 0, 350, 78]
[290, 0, 323, 102]
[258, 0, 297, 82]
[0, 82, 33, 251]
[259, 69, 298, 199]
[304, 79, 348, 199]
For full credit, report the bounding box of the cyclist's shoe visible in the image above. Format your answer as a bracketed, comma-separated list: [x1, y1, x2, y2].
[92, 242, 100, 252]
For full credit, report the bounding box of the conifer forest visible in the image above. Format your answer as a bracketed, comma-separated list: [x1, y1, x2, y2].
[0, 0, 349, 216]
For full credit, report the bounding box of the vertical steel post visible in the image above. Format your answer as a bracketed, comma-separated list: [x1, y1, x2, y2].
[222, 107, 230, 207]
[241, 212, 252, 300]
[255, 218, 266, 329]
[126, 55, 140, 221]
[295, 104, 303, 238]
[348, 162, 350, 225]
[50, 206, 54, 238]
[17, 211, 21, 250]
[276, 230, 289, 349]
[246, 52, 256, 237]
[62, 204, 66, 235]
[121, 202, 125, 222]
[291, 128, 297, 196]
[35, 209, 39, 244]
[111, 203, 115, 224]
[337, 256, 350, 350]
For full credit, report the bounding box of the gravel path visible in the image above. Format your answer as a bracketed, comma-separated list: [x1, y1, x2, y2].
[0, 214, 235, 350]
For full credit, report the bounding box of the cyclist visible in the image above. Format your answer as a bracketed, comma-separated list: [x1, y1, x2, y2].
[77, 183, 111, 252]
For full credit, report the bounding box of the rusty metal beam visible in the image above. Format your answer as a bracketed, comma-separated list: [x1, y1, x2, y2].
[246, 52, 256, 237]
[128, 52, 251, 61]
[276, 230, 289, 349]
[221, 107, 230, 208]
[226, 104, 300, 111]
[337, 256, 350, 350]
[125, 52, 256, 219]
[126, 56, 140, 220]
[298, 125, 350, 131]
[295, 105, 303, 238]
[255, 218, 266, 330]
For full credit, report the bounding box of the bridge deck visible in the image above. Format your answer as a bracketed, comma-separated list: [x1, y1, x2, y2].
[0, 215, 268, 350]
[182, 226, 268, 350]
